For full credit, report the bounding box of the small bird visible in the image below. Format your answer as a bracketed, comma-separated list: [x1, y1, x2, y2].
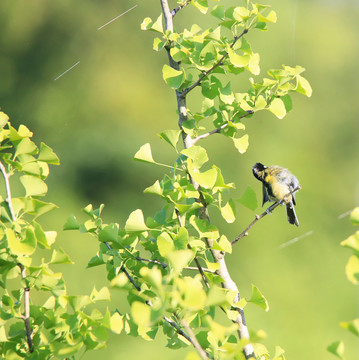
[252, 162, 300, 226]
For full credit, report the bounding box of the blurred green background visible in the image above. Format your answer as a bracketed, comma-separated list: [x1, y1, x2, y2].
[1, 0, 358, 359]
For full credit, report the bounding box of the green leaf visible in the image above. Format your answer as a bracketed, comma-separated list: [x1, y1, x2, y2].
[268, 98, 286, 119]
[157, 232, 174, 257]
[66, 295, 92, 312]
[227, 47, 250, 68]
[220, 199, 236, 223]
[91, 286, 111, 302]
[7, 228, 36, 256]
[110, 312, 124, 334]
[125, 209, 149, 232]
[158, 130, 181, 149]
[0, 112, 9, 128]
[233, 134, 249, 154]
[258, 10, 277, 23]
[295, 75, 312, 97]
[50, 248, 74, 264]
[131, 301, 151, 327]
[167, 250, 194, 274]
[63, 214, 80, 230]
[327, 341, 345, 359]
[211, 5, 225, 20]
[181, 145, 208, 169]
[141, 15, 164, 33]
[273, 346, 286, 360]
[339, 318, 359, 337]
[14, 138, 38, 158]
[341, 231, 359, 254]
[350, 207, 359, 226]
[144, 180, 163, 196]
[345, 255, 359, 284]
[187, 160, 217, 189]
[190, 216, 219, 240]
[134, 143, 156, 164]
[193, 0, 208, 14]
[247, 284, 269, 311]
[153, 37, 165, 51]
[99, 223, 119, 243]
[219, 82, 235, 104]
[238, 186, 258, 211]
[212, 235, 232, 253]
[162, 64, 185, 89]
[20, 175, 48, 197]
[38, 143, 60, 165]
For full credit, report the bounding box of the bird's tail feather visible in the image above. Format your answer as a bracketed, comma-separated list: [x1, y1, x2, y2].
[286, 203, 299, 226]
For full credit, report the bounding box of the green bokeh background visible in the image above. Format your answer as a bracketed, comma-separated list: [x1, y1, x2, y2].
[1, 0, 358, 359]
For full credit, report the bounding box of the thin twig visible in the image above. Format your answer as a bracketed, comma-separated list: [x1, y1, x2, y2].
[192, 111, 254, 145]
[104, 241, 199, 348]
[180, 319, 210, 360]
[175, 208, 210, 288]
[231, 186, 302, 246]
[136, 256, 168, 268]
[181, 28, 249, 97]
[171, 0, 192, 17]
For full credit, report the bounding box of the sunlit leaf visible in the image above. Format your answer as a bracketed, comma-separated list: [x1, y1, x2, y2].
[339, 318, 359, 337]
[295, 75, 312, 97]
[20, 175, 48, 197]
[181, 145, 208, 169]
[157, 232, 174, 257]
[162, 64, 185, 89]
[247, 284, 269, 311]
[63, 214, 80, 230]
[110, 312, 124, 334]
[345, 255, 359, 284]
[0, 112, 9, 128]
[50, 248, 74, 264]
[350, 207, 359, 226]
[268, 98, 286, 119]
[99, 223, 119, 243]
[125, 209, 149, 232]
[158, 129, 182, 149]
[220, 199, 236, 223]
[38, 142, 60, 165]
[327, 341, 345, 360]
[233, 134, 249, 154]
[134, 143, 156, 164]
[7, 228, 36, 256]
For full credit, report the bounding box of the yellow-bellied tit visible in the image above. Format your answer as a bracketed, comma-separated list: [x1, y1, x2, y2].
[252, 162, 300, 226]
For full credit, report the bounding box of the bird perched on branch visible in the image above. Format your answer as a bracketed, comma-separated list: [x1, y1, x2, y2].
[252, 162, 300, 226]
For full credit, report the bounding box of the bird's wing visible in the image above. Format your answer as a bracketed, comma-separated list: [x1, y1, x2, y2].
[262, 182, 270, 206]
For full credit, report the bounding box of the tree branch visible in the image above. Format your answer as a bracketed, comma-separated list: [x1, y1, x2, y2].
[231, 186, 302, 246]
[0, 161, 34, 352]
[160, 2, 256, 358]
[192, 111, 254, 145]
[181, 28, 249, 97]
[171, 0, 192, 17]
[180, 319, 210, 360]
[18, 263, 33, 352]
[0, 160, 16, 222]
[175, 208, 210, 288]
